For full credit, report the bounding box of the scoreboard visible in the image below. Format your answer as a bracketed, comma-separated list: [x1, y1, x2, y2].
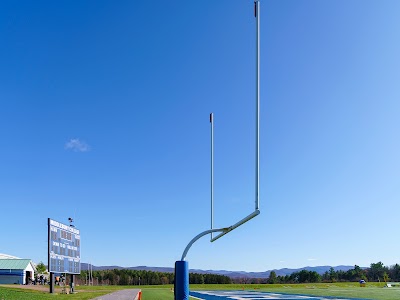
[48, 218, 81, 274]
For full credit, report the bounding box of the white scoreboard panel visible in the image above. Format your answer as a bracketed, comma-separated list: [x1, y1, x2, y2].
[48, 218, 81, 274]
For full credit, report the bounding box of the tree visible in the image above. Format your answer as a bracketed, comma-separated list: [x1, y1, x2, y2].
[329, 267, 337, 282]
[119, 272, 130, 285]
[298, 270, 310, 283]
[322, 271, 329, 282]
[268, 271, 277, 284]
[368, 262, 385, 281]
[309, 271, 321, 283]
[353, 265, 363, 281]
[389, 264, 400, 282]
[383, 272, 389, 283]
[36, 262, 47, 274]
[161, 276, 169, 285]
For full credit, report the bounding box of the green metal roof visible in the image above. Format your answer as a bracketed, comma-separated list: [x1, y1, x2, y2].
[0, 259, 31, 270]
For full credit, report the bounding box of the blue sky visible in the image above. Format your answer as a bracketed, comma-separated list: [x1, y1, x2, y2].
[1, 0, 399, 272]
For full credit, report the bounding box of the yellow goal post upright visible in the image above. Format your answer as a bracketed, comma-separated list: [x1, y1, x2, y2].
[175, 2, 261, 300]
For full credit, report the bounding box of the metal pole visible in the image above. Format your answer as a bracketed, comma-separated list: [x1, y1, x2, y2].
[70, 274, 74, 293]
[182, 228, 227, 261]
[48, 218, 55, 293]
[49, 272, 54, 294]
[89, 263, 92, 286]
[210, 209, 260, 242]
[210, 113, 214, 241]
[255, 0, 260, 211]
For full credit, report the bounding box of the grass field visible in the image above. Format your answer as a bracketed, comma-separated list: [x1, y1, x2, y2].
[0, 283, 399, 300]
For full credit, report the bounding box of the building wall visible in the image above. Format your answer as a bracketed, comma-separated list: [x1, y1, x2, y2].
[0, 270, 24, 284]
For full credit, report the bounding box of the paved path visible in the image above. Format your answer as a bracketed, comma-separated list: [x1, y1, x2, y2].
[92, 289, 140, 300]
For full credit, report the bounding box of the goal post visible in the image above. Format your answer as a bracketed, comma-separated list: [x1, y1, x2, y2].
[174, 2, 261, 299]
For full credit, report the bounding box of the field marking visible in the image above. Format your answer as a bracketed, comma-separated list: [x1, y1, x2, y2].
[190, 290, 358, 300]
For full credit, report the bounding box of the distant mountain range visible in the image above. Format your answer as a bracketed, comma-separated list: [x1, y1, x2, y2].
[81, 263, 365, 279]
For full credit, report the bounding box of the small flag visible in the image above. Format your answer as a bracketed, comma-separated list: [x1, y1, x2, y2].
[254, 1, 257, 18]
[210, 113, 213, 123]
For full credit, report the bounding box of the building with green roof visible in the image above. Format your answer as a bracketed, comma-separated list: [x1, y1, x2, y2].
[0, 258, 35, 284]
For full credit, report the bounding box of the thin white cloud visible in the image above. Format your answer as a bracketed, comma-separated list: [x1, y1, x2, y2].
[65, 138, 90, 152]
[307, 258, 318, 261]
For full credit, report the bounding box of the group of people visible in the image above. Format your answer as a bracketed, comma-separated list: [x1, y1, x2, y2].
[27, 274, 68, 286]
[28, 275, 47, 285]
[55, 274, 66, 285]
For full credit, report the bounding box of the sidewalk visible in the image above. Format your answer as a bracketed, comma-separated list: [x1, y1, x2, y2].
[92, 289, 141, 300]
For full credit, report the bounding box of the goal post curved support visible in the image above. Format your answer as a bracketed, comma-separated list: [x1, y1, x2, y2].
[181, 228, 227, 261]
[175, 228, 226, 300]
[174, 210, 259, 299]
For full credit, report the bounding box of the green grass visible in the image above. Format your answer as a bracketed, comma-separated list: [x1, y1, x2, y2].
[0, 285, 176, 300]
[0, 285, 110, 300]
[1, 283, 399, 300]
[141, 287, 174, 299]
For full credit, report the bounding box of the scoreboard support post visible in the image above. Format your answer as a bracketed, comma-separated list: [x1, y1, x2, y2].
[49, 272, 54, 293]
[70, 274, 75, 293]
[48, 218, 54, 294]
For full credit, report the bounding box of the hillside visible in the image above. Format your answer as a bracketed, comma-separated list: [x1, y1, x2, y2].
[80, 263, 363, 279]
